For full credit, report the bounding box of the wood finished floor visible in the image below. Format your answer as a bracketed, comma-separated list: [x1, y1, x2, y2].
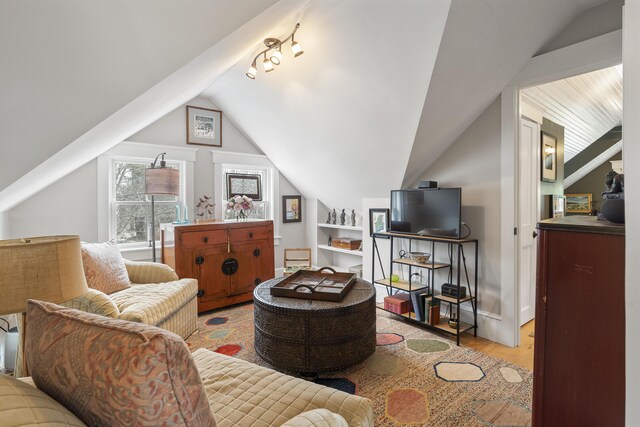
[461, 320, 535, 371]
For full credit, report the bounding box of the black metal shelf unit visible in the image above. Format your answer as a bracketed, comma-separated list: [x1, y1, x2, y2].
[372, 231, 479, 345]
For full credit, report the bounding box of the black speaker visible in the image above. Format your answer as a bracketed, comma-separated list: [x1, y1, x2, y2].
[417, 180, 438, 189]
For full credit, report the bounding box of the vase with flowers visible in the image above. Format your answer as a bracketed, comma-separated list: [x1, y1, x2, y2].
[227, 195, 253, 221]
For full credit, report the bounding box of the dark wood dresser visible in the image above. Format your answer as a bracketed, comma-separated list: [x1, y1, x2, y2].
[161, 221, 275, 313]
[534, 216, 625, 426]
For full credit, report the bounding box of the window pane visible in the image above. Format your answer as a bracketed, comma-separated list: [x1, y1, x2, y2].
[114, 161, 179, 203]
[114, 162, 147, 202]
[116, 203, 177, 244]
[116, 204, 148, 244]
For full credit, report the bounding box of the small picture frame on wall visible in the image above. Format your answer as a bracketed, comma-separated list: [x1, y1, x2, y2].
[369, 208, 390, 237]
[565, 193, 592, 214]
[226, 173, 262, 201]
[541, 131, 557, 182]
[283, 195, 302, 223]
[186, 105, 222, 147]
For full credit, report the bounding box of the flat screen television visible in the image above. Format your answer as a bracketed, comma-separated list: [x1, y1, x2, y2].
[390, 188, 462, 238]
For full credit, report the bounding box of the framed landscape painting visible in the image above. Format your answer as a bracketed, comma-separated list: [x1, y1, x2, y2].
[565, 193, 592, 214]
[541, 131, 557, 182]
[369, 208, 389, 237]
[283, 195, 302, 223]
[187, 105, 222, 147]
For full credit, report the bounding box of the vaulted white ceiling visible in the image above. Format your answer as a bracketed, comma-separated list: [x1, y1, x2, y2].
[521, 64, 622, 161]
[203, 0, 452, 208]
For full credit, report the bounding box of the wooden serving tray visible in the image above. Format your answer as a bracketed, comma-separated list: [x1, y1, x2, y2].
[270, 267, 357, 302]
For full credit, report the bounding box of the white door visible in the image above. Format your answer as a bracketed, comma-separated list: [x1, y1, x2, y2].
[519, 117, 539, 326]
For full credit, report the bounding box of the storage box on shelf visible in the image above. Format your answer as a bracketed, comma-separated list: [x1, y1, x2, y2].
[371, 231, 478, 345]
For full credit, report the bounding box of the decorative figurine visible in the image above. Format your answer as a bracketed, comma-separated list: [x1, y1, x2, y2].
[331, 209, 337, 225]
[351, 209, 356, 227]
[599, 170, 625, 224]
[328, 235, 332, 246]
[340, 209, 346, 226]
[326, 212, 332, 224]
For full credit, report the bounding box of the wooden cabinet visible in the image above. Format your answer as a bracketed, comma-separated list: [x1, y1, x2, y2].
[161, 221, 275, 313]
[533, 216, 624, 427]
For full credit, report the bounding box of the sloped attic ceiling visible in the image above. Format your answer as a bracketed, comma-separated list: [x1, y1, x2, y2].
[0, 0, 277, 192]
[402, 0, 612, 188]
[203, 0, 452, 208]
[522, 64, 622, 162]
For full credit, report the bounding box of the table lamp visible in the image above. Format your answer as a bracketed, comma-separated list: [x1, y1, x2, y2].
[145, 152, 180, 262]
[0, 235, 89, 376]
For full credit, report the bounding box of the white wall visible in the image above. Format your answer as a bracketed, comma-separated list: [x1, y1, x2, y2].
[0, 0, 276, 192]
[538, 0, 623, 55]
[8, 161, 98, 241]
[0, 211, 9, 240]
[128, 97, 263, 206]
[412, 97, 502, 341]
[7, 96, 307, 269]
[623, 2, 640, 423]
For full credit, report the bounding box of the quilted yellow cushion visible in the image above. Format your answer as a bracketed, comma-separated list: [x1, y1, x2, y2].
[192, 348, 373, 427]
[0, 374, 85, 426]
[110, 278, 198, 326]
[81, 241, 131, 294]
[281, 409, 348, 427]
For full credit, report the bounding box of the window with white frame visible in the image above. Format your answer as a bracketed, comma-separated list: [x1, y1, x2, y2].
[111, 158, 185, 246]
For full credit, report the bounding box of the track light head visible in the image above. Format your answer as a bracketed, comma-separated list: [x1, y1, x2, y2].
[263, 55, 274, 72]
[246, 61, 257, 79]
[270, 48, 282, 65]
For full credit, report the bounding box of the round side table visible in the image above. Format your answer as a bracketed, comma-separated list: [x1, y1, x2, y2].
[253, 277, 376, 375]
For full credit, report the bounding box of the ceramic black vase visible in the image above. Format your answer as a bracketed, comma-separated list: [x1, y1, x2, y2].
[601, 198, 625, 224]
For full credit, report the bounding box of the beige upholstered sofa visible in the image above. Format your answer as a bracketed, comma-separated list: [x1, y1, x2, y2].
[0, 301, 373, 427]
[62, 260, 198, 339]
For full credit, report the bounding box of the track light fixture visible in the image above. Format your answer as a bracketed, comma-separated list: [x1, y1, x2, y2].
[245, 23, 304, 79]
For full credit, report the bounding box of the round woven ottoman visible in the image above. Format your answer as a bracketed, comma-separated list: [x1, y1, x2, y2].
[253, 277, 376, 375]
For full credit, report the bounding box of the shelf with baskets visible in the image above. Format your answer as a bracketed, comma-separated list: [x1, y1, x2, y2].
[371, 231, 478, 345]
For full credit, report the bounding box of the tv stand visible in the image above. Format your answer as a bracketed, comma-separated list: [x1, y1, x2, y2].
[371, 231, 478, 345]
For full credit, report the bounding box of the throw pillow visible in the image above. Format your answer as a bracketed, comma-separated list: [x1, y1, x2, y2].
[81, 241, 131, 294]
[25, 300, 216, 427]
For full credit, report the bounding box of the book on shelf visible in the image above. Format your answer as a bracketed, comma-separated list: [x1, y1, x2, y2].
[410, 292, 429, 322]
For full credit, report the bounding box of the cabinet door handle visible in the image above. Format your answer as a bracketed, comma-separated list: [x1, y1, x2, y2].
[248, 232, 254, 239]
[195, 256, 205, 265]
[254, 278, 261, 286]
[253, 248, 261, 257]
[203, 236, 209, 243]
[532, 231, 538, 239]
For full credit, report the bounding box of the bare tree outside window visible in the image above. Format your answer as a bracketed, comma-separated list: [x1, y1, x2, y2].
[113, 161, 179, 244]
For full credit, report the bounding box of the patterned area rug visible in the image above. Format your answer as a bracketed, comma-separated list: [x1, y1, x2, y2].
[186, 303, 532, 426]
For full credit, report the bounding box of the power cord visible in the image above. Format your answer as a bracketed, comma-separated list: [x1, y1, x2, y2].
[461, 222, 471, 239]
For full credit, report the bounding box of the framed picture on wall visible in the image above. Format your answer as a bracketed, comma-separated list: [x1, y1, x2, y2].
[283, 195, 302, 223]
[226, 173, 262, 200]
[541, 131, 557, 182]
[369, 208, 390, 237]
[186, 105, 222, 147]
[565, 193, 592, 213]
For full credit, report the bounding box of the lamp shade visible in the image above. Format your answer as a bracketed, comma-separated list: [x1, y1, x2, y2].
[0, 236, 89, 315]
[145, 167, 179, 195]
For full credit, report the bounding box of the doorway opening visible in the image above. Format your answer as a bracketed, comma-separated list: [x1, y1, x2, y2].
[516, 64, 623, 343]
